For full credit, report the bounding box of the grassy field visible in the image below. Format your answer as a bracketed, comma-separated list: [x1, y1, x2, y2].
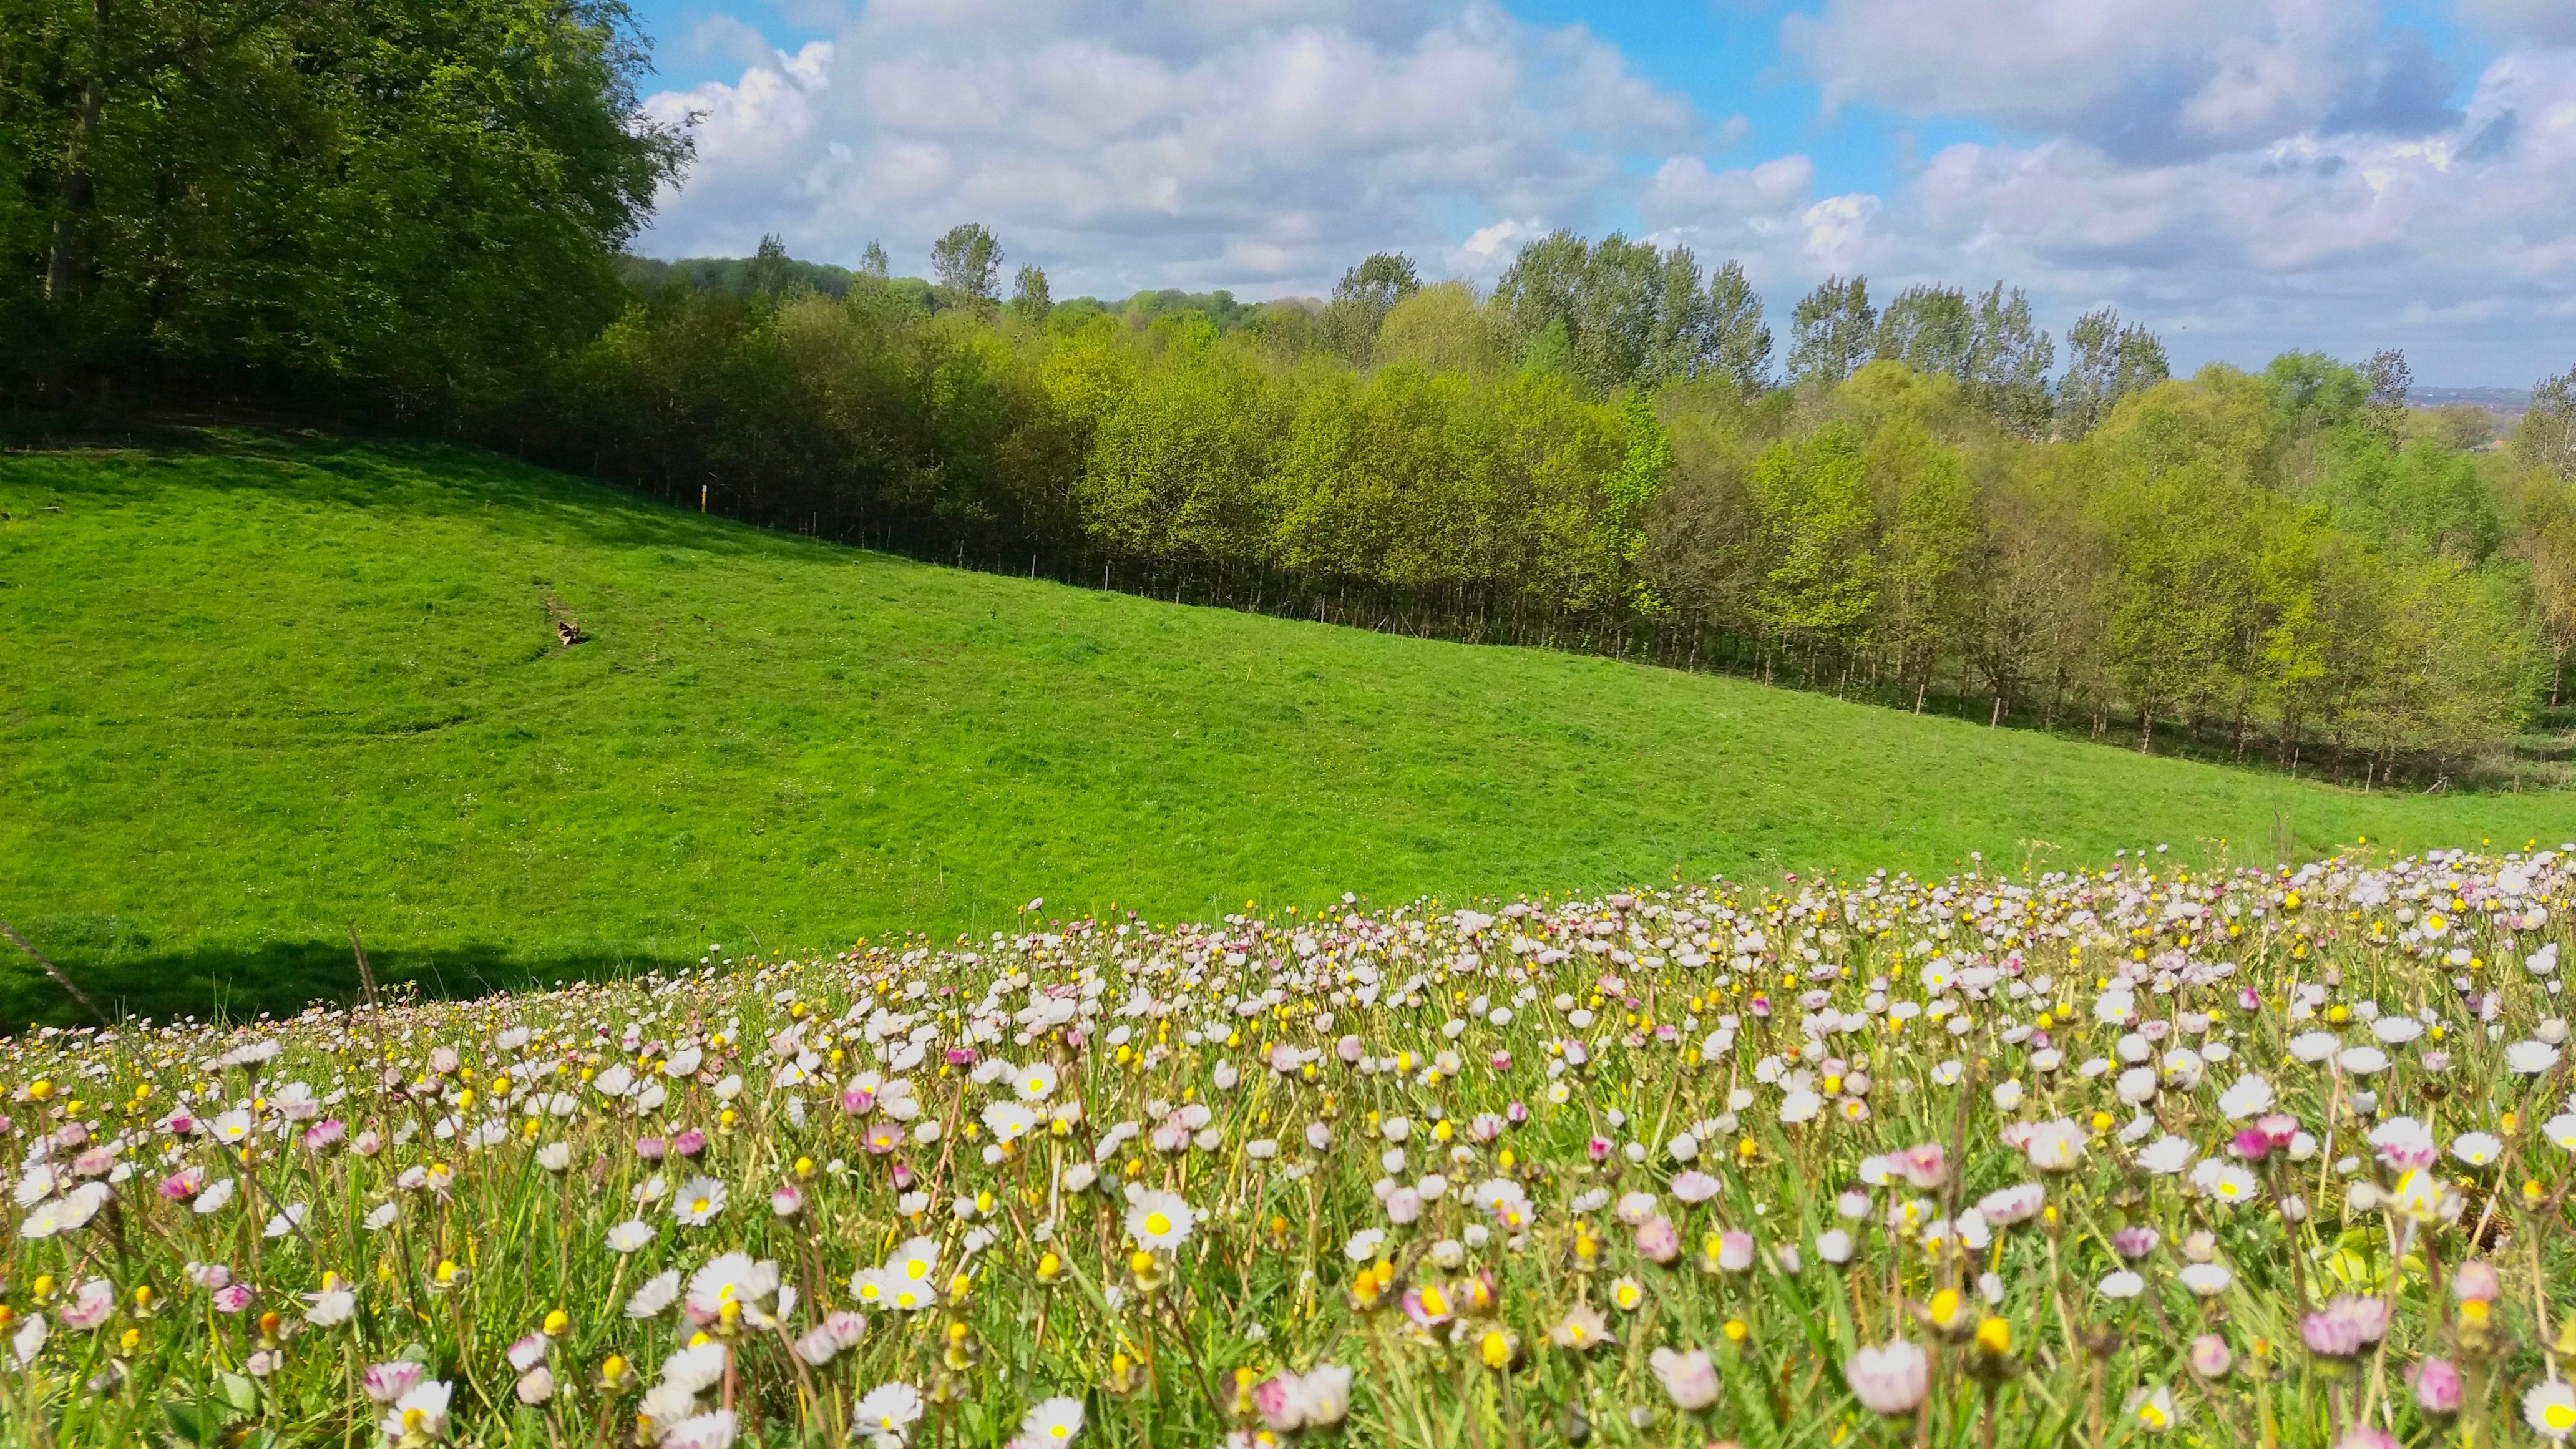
[4, 431, 2569, 1024]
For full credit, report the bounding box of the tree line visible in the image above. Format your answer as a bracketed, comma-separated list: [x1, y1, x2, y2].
[4, 0, 2569, 789]
[500, 223, 2574, 784]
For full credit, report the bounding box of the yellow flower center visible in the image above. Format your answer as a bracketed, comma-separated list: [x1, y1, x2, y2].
[1145, 1212, 1171, 1236]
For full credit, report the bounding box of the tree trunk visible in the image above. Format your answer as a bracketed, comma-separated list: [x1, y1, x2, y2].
[46, 0, 110, 303]
[1989, 692, 2004, 728]
[2139, 706, 2155, 755]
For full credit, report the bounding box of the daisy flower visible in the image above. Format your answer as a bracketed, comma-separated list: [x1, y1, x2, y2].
[672, 1178, 726, 1227]
[1845, 1342, 1928, 1415]
[1124, 1189, 1193, 1250]
[1018, 1395, 1085, 1447]
[684, 1252, 781, 1331]
[982, 1102, 1038, 1144]
[2527, 1380, 2576, 1441]
[379, 1378, 453, 1447]
[854, 1381, 924, 1441]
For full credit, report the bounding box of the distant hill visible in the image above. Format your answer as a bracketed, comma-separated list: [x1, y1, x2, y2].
[2414, 386, 2532, 417]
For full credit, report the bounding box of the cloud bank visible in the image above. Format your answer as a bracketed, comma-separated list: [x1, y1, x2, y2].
[638, 0, 2576, 382]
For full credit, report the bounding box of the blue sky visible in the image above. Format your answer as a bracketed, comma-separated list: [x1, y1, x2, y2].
[623, 0, 2576, 384]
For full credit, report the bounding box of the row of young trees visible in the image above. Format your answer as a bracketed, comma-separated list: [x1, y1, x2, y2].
[507, 227, 2576, 783]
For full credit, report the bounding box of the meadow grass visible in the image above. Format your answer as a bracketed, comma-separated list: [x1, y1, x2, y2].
[0, 847, 2570, 1448]
[3, 430, 2570, 1025]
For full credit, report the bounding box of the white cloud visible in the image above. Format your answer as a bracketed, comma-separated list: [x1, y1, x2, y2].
[637, 1, 1697, 295]
[630, 0, 2576, 381]
[1780, 0, 2457, 160]
[2455, 0, 2576, 47]
[1798, 193, 1881, 274]
[1643, 154, 1813, 219]
[1883, 46, 2576, 377]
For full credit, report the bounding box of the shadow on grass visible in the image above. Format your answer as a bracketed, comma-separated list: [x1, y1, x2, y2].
[5, 421, 889, 572]
[1, 939, 675, 1031]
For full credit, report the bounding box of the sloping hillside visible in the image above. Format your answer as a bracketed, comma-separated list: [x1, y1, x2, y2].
[3, 432, 2565, 1022]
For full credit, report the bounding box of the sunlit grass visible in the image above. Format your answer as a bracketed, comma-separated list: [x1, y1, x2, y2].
[5, 432, 2572, 1025]
[0, 845, 2570, 1447]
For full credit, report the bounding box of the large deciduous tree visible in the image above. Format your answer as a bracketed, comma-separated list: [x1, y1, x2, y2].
[2, 0, 686, 406]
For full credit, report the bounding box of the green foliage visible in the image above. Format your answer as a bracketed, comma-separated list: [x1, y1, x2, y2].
[1320, 253, 1420, 365]
[1749, 421, 1878, 650]
[2263, 349, 2371, 439]
[1492, 232, 1726, 395]
[1868, 283, 2054, 436]
[1375, 283, 1502, 376]
[1010, 265, 1053, 324]
[0, 0, 685, 404]
[2519, 364, 2576, 481]
[1787, 275, 1876, 386]
[513, 251, 2564, 774]
[620, 251, 862, 300]
[930, 222, 1004, 303]
[1704, 259, 1772, 396]
[5, 434, 2564, 1021]
[2056, 307, 2172, 438]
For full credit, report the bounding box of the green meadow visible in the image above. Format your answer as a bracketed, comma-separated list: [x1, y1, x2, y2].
[4, 432, 2566, 1023]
